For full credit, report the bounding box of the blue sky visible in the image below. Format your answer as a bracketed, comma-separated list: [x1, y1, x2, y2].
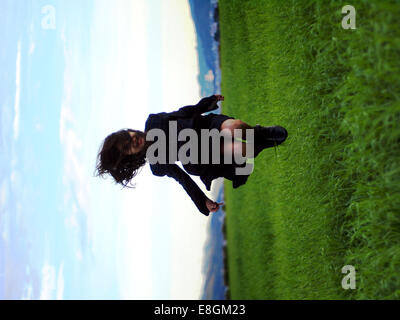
[0, 0, 215, 299]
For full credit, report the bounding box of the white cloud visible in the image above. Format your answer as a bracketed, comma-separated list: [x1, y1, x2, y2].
[0, 180, 9, 243]
[0, 179, 8, 209]
[117, 166, 154, 299]
[34, 121, 42, 131]
[13, 41, 21, 140]
[39, 262, 64, 300]
[64, 212, 79, 229]
[28, 22, 35, 55]
[56, 263, 64, 300]
[160, 0, 209, 299]
[54, 0, 208, 300]
[169, 174, 210, 299]
[1, 212, 9, 244]
[21, 283, 34, 300]
[161, 0, 202, 110]
[15, 201, 22, 227]
[40, 262, 56, 299]
[75, 248, 83, 262]
[93, 0, 158, 299]
[59, 32, 93, 254]
[0, 103, 13, 150]
[204, 70, 215, 82]
[59, 112, 93, 254]
[29, 42, 35, 56]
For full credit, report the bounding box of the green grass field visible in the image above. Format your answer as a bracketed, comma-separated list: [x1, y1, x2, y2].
[219, 0, 400, 299]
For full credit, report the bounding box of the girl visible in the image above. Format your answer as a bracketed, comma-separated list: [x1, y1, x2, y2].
[94, 94, 287, 216]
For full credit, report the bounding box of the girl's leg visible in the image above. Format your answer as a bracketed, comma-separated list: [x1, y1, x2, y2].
[220, 119, 253, 158]
[220, 118, 288, 158]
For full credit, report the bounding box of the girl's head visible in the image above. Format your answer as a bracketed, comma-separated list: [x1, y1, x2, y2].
[94, 129, 149, 188]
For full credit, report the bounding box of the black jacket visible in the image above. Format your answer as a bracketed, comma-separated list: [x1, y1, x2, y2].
[144, 95, 249, 216]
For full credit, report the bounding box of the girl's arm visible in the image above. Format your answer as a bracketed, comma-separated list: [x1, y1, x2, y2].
[171, 94, 224, 118]
[150, 163, 211, 216]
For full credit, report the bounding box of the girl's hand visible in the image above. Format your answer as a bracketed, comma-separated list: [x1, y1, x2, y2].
[205, 198, 224, 213]
[214, 94, 224, 101]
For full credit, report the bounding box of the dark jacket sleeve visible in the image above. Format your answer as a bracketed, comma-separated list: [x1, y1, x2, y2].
[169, 95, 219, 118]
[150, 163, 210, 216]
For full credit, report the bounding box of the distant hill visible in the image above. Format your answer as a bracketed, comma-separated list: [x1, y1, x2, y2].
[188, 0, 228, 299]
[201, 186, 228, 300]
[187, 0, 221, 97]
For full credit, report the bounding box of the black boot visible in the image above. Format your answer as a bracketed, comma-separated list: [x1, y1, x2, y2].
[253, 125, 288, 157]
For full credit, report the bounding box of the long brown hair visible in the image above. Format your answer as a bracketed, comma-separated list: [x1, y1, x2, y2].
[94, 129, 148, 188]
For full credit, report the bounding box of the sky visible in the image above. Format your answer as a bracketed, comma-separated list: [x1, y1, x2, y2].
[0, 0, 216, 299]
